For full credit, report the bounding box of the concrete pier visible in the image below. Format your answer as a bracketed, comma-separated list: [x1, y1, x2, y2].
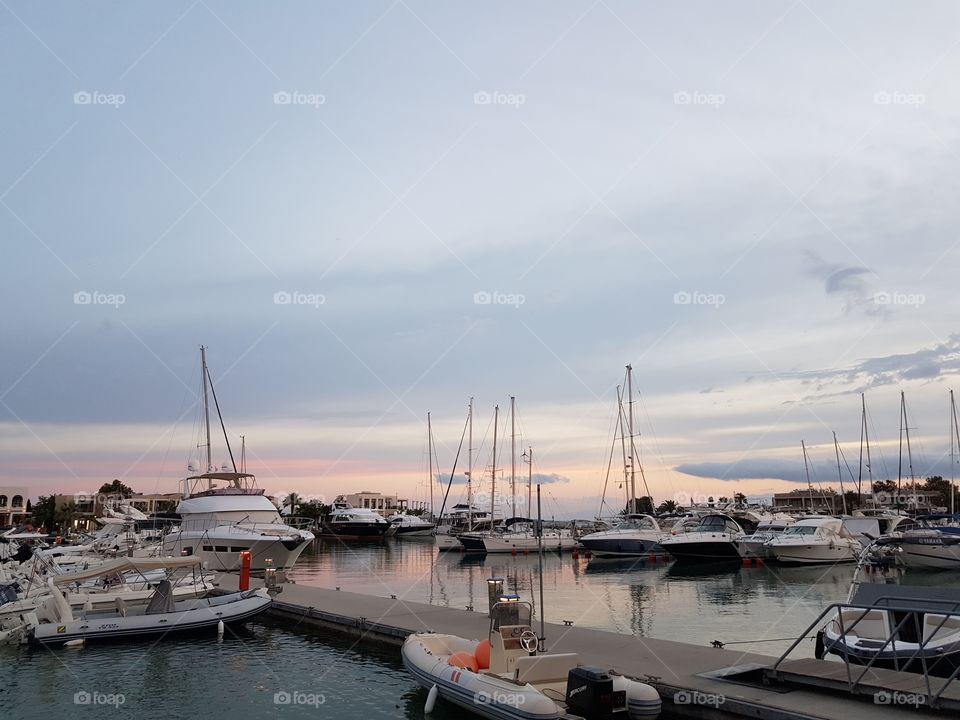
[216, 574, 950, 719]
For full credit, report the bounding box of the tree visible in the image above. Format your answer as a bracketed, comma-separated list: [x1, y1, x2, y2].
[842, 490, 862, 513]
[923, 476, 953, 511]
[55, 501, 78, 532]
[283, 493, 301, 515]
[31, 495, 56, 532]
[98, 479, 134, 497]
[734, 492, 747, 505]
[655, 499, 678, 514]
[297, 501, 333, 523]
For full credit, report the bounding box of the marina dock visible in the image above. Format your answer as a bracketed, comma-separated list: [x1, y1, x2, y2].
[215, 573, 950, 719]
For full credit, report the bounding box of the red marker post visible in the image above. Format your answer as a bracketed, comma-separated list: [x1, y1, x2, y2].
[239, 551, 252, 591]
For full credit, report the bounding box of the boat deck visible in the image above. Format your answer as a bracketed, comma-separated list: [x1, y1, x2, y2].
[215, 573, 952, 719]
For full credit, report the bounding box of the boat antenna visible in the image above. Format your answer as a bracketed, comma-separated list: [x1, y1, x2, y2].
[435, 408, 469, 525]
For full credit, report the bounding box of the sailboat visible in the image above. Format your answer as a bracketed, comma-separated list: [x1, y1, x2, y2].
[579, 366, 666, 558]
[161, 347, 315, 571]
[388, 413, 438, 538]
[458, 399, 576, 553]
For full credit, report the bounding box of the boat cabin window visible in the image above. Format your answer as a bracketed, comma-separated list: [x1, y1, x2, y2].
[215, 545, 228, 552]
[699, 516, 739, 533]
[783, 526, 817, 536]
[231, 546, 245, 552]
[203, 545, 214, 551]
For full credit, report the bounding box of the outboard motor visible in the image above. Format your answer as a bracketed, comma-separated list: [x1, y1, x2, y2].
[566, 666, 625, 719]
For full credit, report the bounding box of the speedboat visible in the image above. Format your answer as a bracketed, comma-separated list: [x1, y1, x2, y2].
[577, 514, 666, 557]
[766, 516, 862, 565]
[738, 516, 795, 559]
[386, 513, 436, 537]
[818, 583, 960, 677]
[317, 499, 389, 540]
[402, 597, 660, 719]
[658, 513, 744, 562]
[891, 527, 960, 569]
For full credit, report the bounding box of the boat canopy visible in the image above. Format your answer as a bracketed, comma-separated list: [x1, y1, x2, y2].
[50, 555, 203, 585]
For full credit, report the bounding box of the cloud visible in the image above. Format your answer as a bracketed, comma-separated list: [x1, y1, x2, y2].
[676, 459, 812, 484]
[804, 251, 878, 316]
[440, 472, 570, 485]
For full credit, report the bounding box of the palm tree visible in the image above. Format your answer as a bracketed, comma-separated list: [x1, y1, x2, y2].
[55, 501, 78, 533]
[283, 493, 300, 516]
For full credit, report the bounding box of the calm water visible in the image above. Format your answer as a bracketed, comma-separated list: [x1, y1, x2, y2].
[290, 539, 960, 658]
[3, 540, 957, 718]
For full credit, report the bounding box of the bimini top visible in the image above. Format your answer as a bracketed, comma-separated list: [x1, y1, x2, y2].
[183, 472, 265, 498]
[51, 555, 203, 585]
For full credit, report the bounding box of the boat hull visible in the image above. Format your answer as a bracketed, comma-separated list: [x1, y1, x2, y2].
[578, 537, 666, 558]
[660, 539, 741, 562]
[768, 544, 858, 565]
[897, 540, 960, 569]
[31, 589, 272, 647]
[317, 522, 389, 540]
[162, 534, 312, 571]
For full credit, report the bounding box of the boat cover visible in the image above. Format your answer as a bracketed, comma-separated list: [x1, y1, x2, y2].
[852, 583, 960, 613]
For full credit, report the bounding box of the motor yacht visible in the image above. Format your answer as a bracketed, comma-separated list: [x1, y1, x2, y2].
[766, 516, 862, 564]
[658, 513, 745, 562]
[577, 514, 666, 557]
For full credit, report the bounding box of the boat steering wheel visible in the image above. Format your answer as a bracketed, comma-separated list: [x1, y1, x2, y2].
[519, 630, 539, 653]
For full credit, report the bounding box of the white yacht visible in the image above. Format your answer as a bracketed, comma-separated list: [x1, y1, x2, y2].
[317, 499, 390, 540]
[766, 516, 862, 564]
[386, 513, 436, 537]
[577, 514, 666, 557]
[737, 515, 796, 559]
[658, 513, 745, 562]
[162, 471, 314, 571]
[160, 347, 314, 571]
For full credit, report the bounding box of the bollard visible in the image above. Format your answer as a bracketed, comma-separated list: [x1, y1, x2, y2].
[239, 551, 252, 591]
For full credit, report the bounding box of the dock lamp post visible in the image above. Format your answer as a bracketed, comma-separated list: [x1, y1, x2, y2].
[486, 577, 505, 616]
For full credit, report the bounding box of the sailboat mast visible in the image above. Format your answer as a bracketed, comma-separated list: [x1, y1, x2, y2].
[428, 412, 434, 519]
[200, 345, 213, 476]
[527, 446, 533, 514]
[898, 391, 905, 502]
[240, 435, 246, 474]
[468, 397, 473, 531]
[863, 394, 874, 506]
[616, 386, 629, 510]
[834, 432, 847, 514]
[511, 396, 516, 521]
[492, 404, 499, 524]
[903, 392, 917, 509]
[802, 440, 812, 512]
[626, 365, 637, 513]
[951, 389, 959, 515]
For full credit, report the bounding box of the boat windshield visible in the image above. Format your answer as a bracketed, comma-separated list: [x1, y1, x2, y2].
[491, 601, 532, 633]
[618, 515, 657, 531]
[699, 515, 740, 533]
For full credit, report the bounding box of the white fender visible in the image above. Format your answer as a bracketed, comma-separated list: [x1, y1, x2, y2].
[424, 684, 438, 714]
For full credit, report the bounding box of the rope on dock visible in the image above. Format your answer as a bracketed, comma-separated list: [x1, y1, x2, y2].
[711, 636, 816, 648]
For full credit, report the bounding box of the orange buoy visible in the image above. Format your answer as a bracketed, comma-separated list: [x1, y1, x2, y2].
[448, 651, 479, 672]
[475, 640, 491, 669]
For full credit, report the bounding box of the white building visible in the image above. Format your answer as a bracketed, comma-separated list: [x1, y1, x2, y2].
[342, 491, 409, 518]
[0, 487, 30, 526]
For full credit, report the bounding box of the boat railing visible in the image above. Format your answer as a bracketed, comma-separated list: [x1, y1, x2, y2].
[175, 517, 310, 535]
[771, 595, 960, 706]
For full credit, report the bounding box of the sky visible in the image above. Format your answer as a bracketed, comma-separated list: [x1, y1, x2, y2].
[2, 1, 960, 518]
